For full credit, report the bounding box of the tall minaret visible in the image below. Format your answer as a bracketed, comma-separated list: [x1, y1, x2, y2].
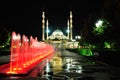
[46, 19, 49, 40]
[67, 20, 70, 39]
[42, 11, 45, 41]
[70, 11, 73, 40]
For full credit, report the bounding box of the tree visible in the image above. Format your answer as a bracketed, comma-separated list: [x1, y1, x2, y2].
[0, 27, 11, 49]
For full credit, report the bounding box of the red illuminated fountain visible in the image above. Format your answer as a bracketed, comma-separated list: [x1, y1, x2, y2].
[0, 31, 55, 75]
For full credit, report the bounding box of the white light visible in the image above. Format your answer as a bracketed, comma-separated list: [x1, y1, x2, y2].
[72, 39, 76, 41]
[75, 36, 77, 39]
[46, 59, 50, 73]
[13, 35, 20, 40]
[75, 36, 81, 39]
[46, 29, 50, 33]
[67, 29, 69, 33]
[77, 36, 81, 39]
[66, 63, 71, 70]
[13, 35, 17, 40]
[95, 20, 103, 27]
[27, 39, 29, 41]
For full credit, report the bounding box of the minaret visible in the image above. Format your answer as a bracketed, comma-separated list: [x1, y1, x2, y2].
[70, 11, 73, 40]
[46, 19, 49, 40]
[67, 20, 70, 39]
[42, 11, 45, 41]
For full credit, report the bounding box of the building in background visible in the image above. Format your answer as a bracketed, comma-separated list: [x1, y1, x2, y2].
[41, 11, 78, 49]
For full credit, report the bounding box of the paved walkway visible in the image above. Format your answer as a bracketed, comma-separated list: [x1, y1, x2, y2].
[50, 49, 120, 80]
[0, 49, 120, 80]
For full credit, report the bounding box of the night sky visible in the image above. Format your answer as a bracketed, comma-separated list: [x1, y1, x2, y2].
[0, 0, 104, 40]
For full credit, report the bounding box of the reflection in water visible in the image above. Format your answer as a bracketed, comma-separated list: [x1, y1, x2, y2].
[50, 51, 63, 74]
[51, 53, 84, 74]
[66, 62, 71, 70]
[65, 58, 73, 63]
[44, 50, 97, 80]
[50, 51, 96, 75]
[63, 57, 83, 73]
[45, 59, 51, 75]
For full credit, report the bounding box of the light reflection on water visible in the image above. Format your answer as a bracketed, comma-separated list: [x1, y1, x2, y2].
[50, 51, 63, 74]
[63, 57, 83, 73]
[43, 50, 96, 79]
[50, 55, 83, 74]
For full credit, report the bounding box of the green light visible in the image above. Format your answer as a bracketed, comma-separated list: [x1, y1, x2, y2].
[92, 61, 95, 64]
[104, 42, 111, 48]
[79, 48, 93, 56]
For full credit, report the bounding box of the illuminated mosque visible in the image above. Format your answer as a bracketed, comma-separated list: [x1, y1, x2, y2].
[48, 29, 68, 40]
[41, 11, 78, 48]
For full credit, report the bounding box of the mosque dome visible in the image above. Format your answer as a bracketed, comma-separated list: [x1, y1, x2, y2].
[48, 28, 68, 40]
[52, 29, 63, 36]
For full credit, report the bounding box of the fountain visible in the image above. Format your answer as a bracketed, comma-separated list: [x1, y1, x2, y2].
[0, 31, 55, 75]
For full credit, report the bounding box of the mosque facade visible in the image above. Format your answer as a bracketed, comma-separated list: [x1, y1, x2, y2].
[41, 11, 79, 48]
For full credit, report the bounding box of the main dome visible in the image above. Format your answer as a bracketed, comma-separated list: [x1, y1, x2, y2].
[52, 29, 63, 35]
[48, 28, 68, 40]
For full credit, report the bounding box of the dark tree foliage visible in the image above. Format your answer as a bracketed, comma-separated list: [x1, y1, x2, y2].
[0, 27, 11, 49]
[80, 0, 120, 50]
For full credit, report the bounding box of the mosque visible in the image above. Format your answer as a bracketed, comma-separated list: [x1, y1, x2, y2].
[41, 11, 79, 48]
[48, 29, 68, 40]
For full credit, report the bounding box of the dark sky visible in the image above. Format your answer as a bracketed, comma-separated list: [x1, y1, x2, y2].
[0, 0, 104, 40]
